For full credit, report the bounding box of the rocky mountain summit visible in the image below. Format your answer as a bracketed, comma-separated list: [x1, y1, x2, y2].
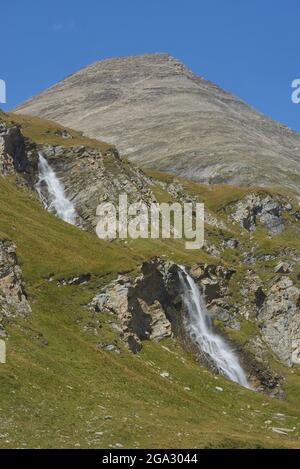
[14, 53, 300, 192]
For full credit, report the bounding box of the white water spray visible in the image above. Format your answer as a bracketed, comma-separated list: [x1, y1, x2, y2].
[179, 267, 249, 388]
[36, 153, 77, 225]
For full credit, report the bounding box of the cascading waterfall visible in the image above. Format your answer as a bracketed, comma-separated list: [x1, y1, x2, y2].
[36, 153, 77, 225]
[179, 267, 249, 388]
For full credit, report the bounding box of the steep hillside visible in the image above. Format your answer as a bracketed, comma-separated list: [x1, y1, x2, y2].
[13, 53, 300, 193]
[1, 111, 300, 448]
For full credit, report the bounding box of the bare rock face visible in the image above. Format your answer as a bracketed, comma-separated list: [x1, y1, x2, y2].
[189, 263, 235, 302]
[0, 240, 31, 332]
[14, 53, 300, 193]
[274, 261, 293, 274]
[238, 270, 266, 321]
[38, 144, 156, 231]
[258, 276, 300, 366]
[89, 259, 179, 353]
[0, 122, 29, 175]
[230, 193, 286, 233]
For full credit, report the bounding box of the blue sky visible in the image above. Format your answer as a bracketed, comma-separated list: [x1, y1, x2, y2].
[1, 0, 300, 131]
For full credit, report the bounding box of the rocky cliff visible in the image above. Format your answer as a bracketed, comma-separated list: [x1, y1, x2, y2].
[0, 240, 31, 336]
[0, 121, 30, 175]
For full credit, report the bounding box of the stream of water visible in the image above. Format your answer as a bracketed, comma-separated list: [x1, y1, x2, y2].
[179, 267, 249, 387]
[36, 153, 77, 225]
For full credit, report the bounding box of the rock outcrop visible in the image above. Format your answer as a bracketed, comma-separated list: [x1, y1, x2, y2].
[230, 193, 287, 234]
[258, 276, 300, 366]
[0, 122, 29, 175]
[0, 240, 31, 334]
[89, 259, 180, 353]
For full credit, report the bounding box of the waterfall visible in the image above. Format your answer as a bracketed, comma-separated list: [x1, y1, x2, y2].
[179, 267, 249, 388]
[36, 153, 77, 225]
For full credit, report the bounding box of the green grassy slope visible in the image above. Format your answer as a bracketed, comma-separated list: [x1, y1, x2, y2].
[0, 176, 300, 448]
[0, 110, 113, 152]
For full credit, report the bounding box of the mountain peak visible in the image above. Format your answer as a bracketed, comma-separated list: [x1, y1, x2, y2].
[14, 54, 300, 193]
[67, 52, 191, 84]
